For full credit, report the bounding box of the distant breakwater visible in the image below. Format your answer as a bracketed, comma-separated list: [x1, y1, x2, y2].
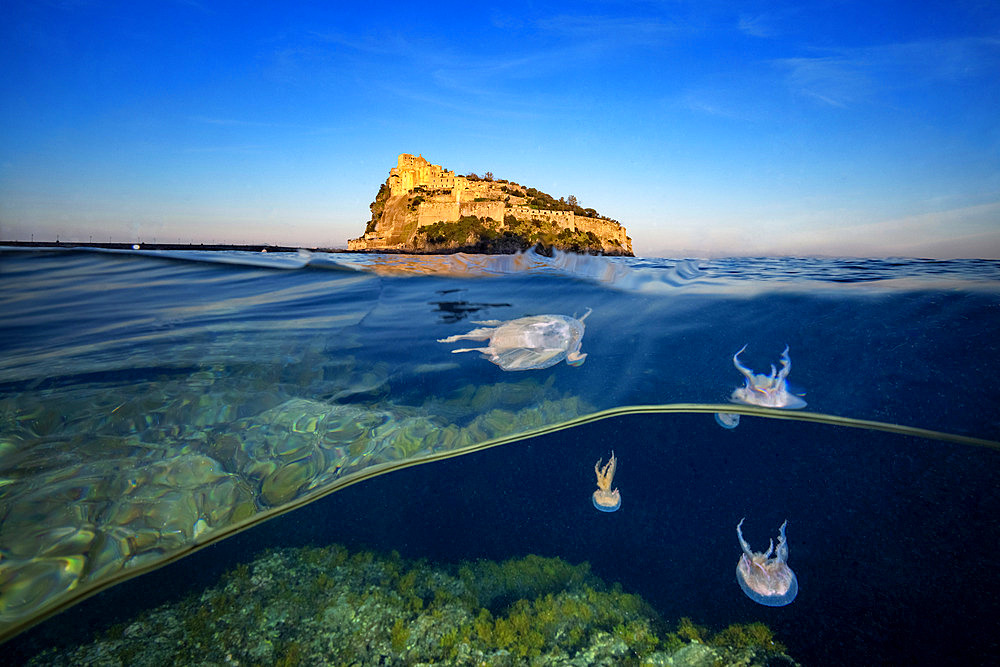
[0, 241, 345, 253]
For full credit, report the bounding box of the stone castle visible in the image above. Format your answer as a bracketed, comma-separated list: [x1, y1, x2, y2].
[348, 154, 632, 255]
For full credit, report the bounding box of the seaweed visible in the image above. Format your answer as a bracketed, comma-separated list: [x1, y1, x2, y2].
[26, 544, 795, 667]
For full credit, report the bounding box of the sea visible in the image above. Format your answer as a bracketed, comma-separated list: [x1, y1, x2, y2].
[1, 247, 998, 666]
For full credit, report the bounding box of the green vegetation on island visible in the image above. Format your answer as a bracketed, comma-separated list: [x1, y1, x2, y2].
[502, 185, 619, 224]
[366, 182, 390, 235]
[419, 215, 621, 256]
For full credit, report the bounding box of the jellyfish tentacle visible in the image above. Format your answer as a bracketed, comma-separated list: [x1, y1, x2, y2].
[736, 518, 754, 556]
[733, 346, 754, 382]
[577, 307, 593, 323]
[776, 520, 789, 561]
[777, 345, 792, 382]
[594, 453, 617, 491]
[438, 327, 495, 343]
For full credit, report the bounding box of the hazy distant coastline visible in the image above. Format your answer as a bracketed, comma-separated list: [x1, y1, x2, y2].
[0, 240, 596, 257]
[0, 240, 351, 253]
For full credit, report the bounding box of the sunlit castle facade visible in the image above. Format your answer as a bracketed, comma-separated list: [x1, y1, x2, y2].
[388, 154, 470, 197]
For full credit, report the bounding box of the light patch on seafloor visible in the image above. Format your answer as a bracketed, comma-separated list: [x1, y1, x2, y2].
[0, 362, 591, 640]
[412, 362, 461, 373]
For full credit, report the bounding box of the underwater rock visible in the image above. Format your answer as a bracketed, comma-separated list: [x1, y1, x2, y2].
[0, 347, 581, 643]
[0, 447, 257, 633]
[260, 455, 322, 506]
[0, 556, 85, 622]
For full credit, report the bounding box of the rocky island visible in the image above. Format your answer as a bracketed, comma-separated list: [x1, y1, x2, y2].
[348, 154, 633, 256]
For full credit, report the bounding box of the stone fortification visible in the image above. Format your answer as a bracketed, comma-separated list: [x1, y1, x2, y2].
[348, 154, 633, 255]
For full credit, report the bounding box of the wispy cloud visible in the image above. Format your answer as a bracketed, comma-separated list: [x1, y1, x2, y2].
[489, 10, 524, 30]
[187, 116, 344, 137]
[774, 37, 1000, 107]
[169, 0, 213, 13]
[774, 56, 867, 107]
[738, 14, 777, 38]
[307, 29, 457, 65]
[375, 82, 547, 121]
[178, 144, 267, 154]
[678, 88, 753, 119]
[536, 14, 682, 50]
[189, 116, 280, 127]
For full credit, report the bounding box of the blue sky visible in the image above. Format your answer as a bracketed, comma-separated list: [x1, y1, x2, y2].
[2, 1, 998, 257]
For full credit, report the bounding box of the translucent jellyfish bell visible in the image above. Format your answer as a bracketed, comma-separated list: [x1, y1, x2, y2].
[438, 309, 591, 371]
[592, 451, 621, 512]
[735, 518, 798, 607]
[714, 412, 740, 429]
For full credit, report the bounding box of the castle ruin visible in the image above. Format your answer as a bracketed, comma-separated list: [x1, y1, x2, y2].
[348, 154, 632, 255]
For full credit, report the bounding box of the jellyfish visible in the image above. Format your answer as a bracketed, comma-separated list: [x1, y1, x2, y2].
[735, 518, 798, 607]
[438, 310, 590, 371]
[592, 452, 621, 512]
[714, 412, 740, 429]
[730, 345, 806, 409]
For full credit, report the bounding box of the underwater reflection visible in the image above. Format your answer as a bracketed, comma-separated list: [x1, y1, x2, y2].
[427, 292, 511, 323]
[714, 412, 740, 429]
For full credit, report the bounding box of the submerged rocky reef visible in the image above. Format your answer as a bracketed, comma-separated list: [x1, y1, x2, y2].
[0, 345, 592, 640]
[26, 545, 797, 666]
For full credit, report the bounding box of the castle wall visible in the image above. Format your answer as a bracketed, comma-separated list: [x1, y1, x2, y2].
[574, 216, 629, 245]
[414, 200, 504, 227]
[508, 204, 630, 249]
[510, 205, 575, 227]
[458, 201, 504, 221]
[416, 201, 461, 227]
[459, 180, 493, 199]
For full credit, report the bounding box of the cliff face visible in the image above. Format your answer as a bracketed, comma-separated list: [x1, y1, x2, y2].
[348, 154, 633, 256]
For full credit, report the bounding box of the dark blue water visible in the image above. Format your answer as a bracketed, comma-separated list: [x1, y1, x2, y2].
[2, 248, 999, 665]
[286, 413, 1000, 664]
[6, 414, 998, 664]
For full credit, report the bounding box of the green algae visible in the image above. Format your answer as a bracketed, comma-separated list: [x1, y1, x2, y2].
[24, 544, 797, 666]
[710, 621, 787, 654]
